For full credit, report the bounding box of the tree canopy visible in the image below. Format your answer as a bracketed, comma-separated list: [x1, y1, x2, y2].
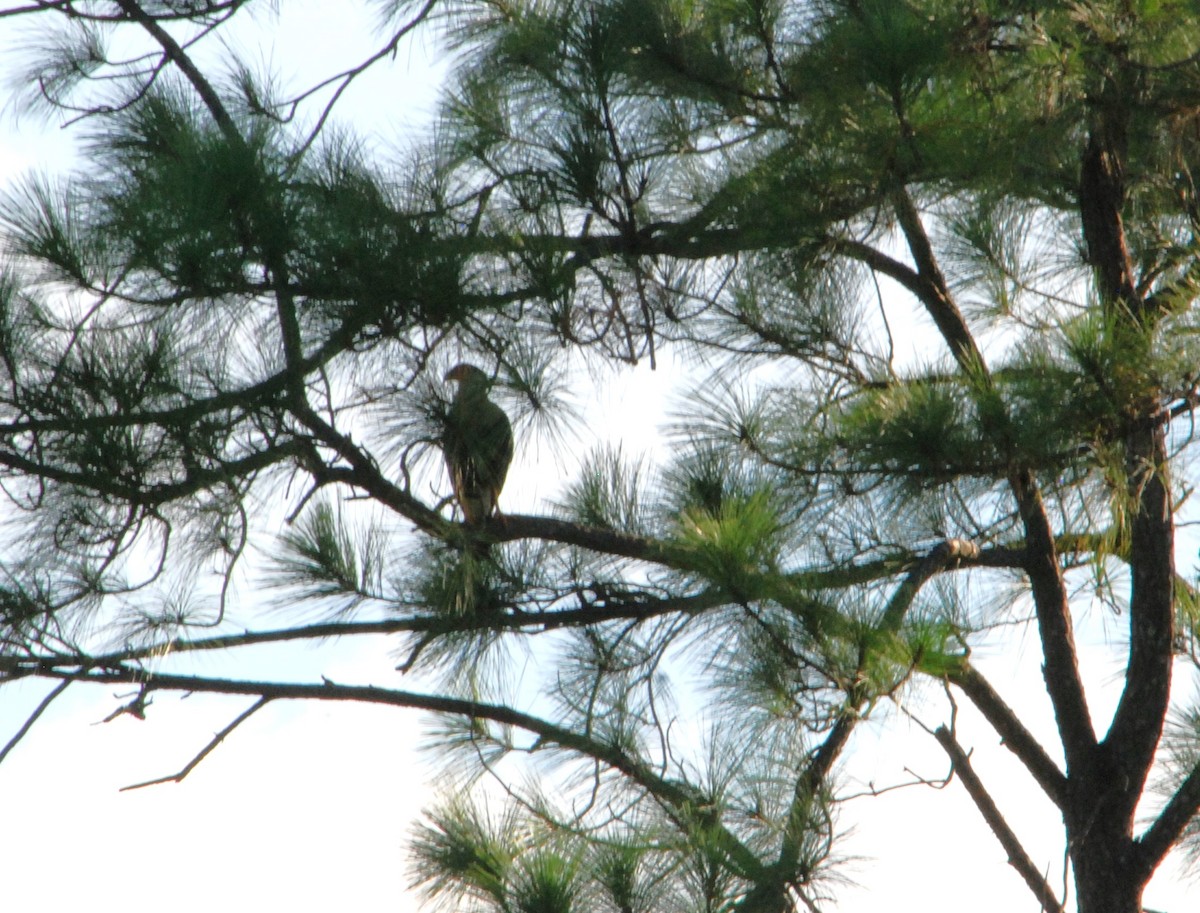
[1, 2, 1200, 912]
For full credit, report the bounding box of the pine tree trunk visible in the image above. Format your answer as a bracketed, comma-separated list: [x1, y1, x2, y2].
[1068, 778, 1145, 913]
[1072, 840, 1143, 913]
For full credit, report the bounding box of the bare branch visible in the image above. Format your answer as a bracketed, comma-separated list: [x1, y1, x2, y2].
[20, 664, 769, 879]
[880, 537, 981, 631]
[121, 696, 270, 791]
[0, 679, 69, 765]
[1105, 423, 1176, 818]
[286, 0, 439, 165]
[934, 725, 1065, 913]
[949, 663, 1067, 809]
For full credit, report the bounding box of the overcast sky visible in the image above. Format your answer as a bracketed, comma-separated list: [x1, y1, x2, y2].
[0, 4, 1195, 912]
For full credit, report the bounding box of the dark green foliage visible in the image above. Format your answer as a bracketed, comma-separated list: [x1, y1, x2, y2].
[410, 798, 520, 910]
[95, 91, 282, 296]
[591, 841, 657, 913]
[291, 144, 473, 332]
[411, 539, 521, 620]
[269, 499, 384, 614]
[561, 445, 652, 533]
[838, 378, 983, 484]
[511, 850, 584, 913]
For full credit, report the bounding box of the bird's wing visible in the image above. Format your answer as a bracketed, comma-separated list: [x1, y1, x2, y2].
[473, 399, 514, 494]
[443, 396, 513, 523]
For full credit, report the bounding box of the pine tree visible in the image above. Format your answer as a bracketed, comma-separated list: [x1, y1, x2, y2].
[1, 3, 1200, 912]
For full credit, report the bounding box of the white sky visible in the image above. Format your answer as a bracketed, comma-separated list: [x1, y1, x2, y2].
[0, 3, 1195, 912]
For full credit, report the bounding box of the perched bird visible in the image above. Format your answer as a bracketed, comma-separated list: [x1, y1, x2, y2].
[442, 363, 514, 525]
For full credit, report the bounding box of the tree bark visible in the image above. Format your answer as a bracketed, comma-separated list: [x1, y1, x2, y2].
[1070, 813, 1144, 913]
[1065, 100, 1175, 913]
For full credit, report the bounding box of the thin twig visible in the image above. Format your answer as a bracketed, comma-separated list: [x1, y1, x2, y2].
[120, 696, 270, 791]
[0, 679, 70, 765]
[286, 0, 439, 166]
[836, 765, 952, 802]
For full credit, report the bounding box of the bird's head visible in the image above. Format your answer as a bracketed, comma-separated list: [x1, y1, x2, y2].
[445, 363, 492, 391]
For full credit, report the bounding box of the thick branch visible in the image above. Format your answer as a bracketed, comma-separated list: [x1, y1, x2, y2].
[497, 515, 1024, 582]
[1077, 107, 1175, 822]
[1013, 469, 1096, 768]
[1079, 124, 1138, 310]
[75, 589, 731, 668]
[890, 188, 985, 369]
[887, 185, 1092, 768]
[880, 538, 981, 630]
[1106, 422, 1175, 819]
[826, 235, 918, 288]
